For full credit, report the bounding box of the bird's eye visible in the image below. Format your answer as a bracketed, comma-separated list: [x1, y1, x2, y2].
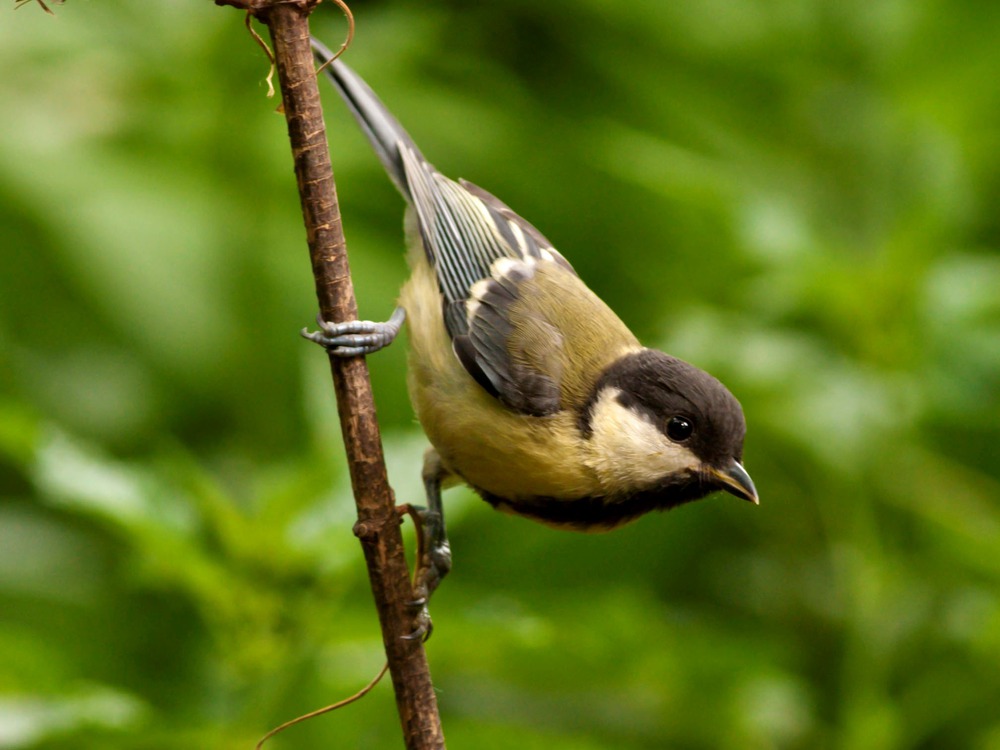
[666, 416, 693, 442]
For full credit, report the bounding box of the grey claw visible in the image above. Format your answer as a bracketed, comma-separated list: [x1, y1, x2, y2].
[403, 608, 433, 642]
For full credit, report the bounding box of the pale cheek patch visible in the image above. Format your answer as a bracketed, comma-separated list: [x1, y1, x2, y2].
[584, 388, 698, 492]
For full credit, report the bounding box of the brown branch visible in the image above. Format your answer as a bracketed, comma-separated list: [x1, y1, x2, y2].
[214, 1, 445, 747]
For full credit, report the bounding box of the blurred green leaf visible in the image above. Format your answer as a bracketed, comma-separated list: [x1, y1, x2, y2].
[2, 1, 999, 748]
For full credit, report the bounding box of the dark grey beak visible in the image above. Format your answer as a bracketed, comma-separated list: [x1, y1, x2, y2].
[708, 460, 758, 505]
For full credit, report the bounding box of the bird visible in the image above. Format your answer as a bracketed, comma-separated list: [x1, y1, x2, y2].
[306, 39, 757, 620]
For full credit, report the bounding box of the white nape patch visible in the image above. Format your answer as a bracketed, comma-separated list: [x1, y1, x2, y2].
[584, 387, 698, 493]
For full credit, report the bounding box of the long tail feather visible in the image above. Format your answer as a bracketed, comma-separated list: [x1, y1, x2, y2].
[311, 38, 425, 197]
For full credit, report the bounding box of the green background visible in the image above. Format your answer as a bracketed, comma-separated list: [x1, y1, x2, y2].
[2, 1, 999, 748]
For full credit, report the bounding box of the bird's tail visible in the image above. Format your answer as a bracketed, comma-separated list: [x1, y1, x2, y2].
[311, 37, 424, 197]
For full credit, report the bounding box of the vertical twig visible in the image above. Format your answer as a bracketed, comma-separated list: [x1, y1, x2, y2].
[214, 1, 445, 747]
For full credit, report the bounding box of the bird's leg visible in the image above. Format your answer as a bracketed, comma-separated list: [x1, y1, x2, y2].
[301, 306, 405, 357]
[399, 449, 452, 640]
[417, 449, 452, 599]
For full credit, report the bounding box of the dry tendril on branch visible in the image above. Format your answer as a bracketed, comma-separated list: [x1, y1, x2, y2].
[242, 0, 355, 98]
[14, 0, 65, 15]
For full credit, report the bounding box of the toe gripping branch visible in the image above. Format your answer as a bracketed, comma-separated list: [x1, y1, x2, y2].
[397, 452, 452, 640]
[302, 306, 406, 357]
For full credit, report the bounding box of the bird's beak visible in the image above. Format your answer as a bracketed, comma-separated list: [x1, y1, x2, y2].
[708, 460, 758, 505]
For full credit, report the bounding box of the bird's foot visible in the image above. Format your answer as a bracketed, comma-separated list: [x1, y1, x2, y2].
[397, 503, 452, 641]
[301, 306, 405, 357]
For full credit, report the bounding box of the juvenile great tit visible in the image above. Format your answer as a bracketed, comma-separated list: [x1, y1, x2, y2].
[306, 39, 757, 610]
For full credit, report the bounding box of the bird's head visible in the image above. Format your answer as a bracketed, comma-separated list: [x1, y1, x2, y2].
[581, 349, 757, 507]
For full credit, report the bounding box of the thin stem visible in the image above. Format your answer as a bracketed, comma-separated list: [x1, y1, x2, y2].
[216, 0, 445, 746]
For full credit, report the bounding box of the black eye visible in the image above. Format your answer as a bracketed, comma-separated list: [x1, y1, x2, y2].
[666, 416, 693, 442]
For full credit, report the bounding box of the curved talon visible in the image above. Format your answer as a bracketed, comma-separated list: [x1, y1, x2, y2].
[403, 612, 433, 642]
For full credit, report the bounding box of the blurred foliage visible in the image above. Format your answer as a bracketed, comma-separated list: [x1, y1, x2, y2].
[2, 1, 999, 748]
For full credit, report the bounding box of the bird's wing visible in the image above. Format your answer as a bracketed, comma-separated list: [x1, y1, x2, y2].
[400, 147, 573, 335]
[452, 252, 642, 417]
[400, 148, 640, 415]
